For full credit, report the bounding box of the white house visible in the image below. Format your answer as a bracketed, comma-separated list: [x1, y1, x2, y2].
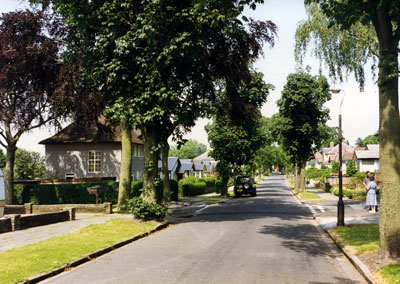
[354, 144, 380, 172]
[158, 157, 180, 181]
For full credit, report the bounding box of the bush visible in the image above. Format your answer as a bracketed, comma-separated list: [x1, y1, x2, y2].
[182, 182, 206, 196]
[306, 166, 331, 181]
[128, 197, 167, 221]
[215, 180, 223, 194]
[12, 181, 143, 205]
[155, 180, 179, 201]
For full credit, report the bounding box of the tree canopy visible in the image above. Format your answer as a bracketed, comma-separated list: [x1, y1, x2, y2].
[273, 70, 331, 168]
[169, 140, 207, 159]
[355, 134, 379, 147]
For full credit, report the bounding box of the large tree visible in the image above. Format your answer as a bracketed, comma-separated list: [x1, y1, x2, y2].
[296, 0, 400, 259]
[0, 10, 68, 204]
[35, 0, 276, 206]
[273, 70, 331, 191]
[356, 133, 380, 147]
[206, 70, 273, 191]
[14, 149, 45, 180]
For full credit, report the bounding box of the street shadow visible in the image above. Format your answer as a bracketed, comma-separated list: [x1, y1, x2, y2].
[257, 223, 334, 258]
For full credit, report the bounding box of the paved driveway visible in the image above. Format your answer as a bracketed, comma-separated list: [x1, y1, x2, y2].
[42, 174, 366, 284]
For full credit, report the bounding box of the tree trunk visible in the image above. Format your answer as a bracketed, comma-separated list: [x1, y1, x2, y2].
[221, 176, 229, 196]
[377, 47, 400, 259]
[295, 162, 298, 191]
[117, 118, 132, 211]
[299, 166, 306, 191]
[370, 6, 400, 259]
[161, 141, 170, 202]
[141, 125, 158, 204]
[4, 142, 17, 204]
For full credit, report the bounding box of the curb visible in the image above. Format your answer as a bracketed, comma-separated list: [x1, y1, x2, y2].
[21, 222, 169, 284]
[324, 228, 375, 284]
[287, 186, 375, 283]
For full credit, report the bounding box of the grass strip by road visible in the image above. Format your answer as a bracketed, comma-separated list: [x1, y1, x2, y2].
[0, 218, 157, 284]
[298, 192, 321, 200]
[329, 224, 400, 284]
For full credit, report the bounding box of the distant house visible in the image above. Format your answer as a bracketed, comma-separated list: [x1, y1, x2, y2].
[39, 117, 144, 181]
[158, 157, 180, 181]
[178, 159, 195, 179]
[193, 163, 207, 178]
[353, 144, 380, 172]
[192, 150, 217, 178]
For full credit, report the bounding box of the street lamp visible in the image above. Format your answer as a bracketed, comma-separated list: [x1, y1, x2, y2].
[331, 89, 345, 227]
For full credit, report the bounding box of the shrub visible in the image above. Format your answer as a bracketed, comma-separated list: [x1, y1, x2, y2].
[155, 180, 179, 201]
[182, 182, 206, 196]
[128, 197, 167, 221]
[215, 180, 223, 194]
[12, 181, 144, 205]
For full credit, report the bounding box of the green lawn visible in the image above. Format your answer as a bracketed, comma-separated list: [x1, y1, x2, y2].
[299, 192, 320, 199]
[329, 224, 400, 284]
[0, 218, 157, 284]
[329, 224, 379, 254]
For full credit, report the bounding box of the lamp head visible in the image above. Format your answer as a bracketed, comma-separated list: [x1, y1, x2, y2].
[331, 89, 342, 94]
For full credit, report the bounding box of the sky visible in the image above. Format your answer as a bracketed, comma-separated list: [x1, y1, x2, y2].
[0, 0, 381, 156]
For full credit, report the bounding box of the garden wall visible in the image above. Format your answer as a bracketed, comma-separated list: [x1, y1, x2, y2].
[5, 203, 112, 215]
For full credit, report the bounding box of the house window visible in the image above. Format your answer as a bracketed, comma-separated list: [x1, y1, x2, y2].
[88, 151, 101, 172]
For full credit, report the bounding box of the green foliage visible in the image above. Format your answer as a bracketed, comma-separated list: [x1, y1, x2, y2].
[14, 149, 45, 180]
[182, 182, 206, 196]
[331, 161, 340, 173]
[306, 165, 331, 180]
[215, 180, 223, 194]
[169, 140, 207, 159]
[199, 175, 215, 189]
[319, 126, 342, 148]
[128, 197, 167, 221]
[273, 70, 331, 168]
[380, 263, 400, 284]
[12, 181, 144, 205]
[345, 160, 358, 176]
[355, 134, 379, 147]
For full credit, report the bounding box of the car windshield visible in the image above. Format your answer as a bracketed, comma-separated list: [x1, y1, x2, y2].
[236, 177, 250, 184]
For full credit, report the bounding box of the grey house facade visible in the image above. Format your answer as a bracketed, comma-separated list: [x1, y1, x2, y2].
[39, 117, 144, 181]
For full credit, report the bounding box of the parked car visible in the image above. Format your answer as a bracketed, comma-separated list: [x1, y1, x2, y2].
[234, 176, 256, 197]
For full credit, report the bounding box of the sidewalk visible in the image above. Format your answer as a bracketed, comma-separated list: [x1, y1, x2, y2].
[0, 213, 130, 253]
[302, 186, 379, 229]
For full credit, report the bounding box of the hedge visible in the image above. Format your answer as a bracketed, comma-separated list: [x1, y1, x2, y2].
[182, 182, 206, 196]
[12, 181, 143, 205]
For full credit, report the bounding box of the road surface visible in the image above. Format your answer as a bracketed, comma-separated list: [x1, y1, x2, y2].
[42, 174, 366, 284]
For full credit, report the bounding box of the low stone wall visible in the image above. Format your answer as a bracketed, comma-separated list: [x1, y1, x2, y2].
[0, 218, 12, 233]
[4, 205, 26, 215]
[31, 203, 112, 214]
[325, 177, 353, 186]
[5, 202, 112, 215]
[19, 211, 70, 230]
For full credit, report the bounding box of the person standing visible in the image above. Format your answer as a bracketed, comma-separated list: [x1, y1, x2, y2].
[363, 171, 372, 211]
[366, 176, 378, 212]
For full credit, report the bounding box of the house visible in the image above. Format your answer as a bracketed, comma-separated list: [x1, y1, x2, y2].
[193, 163, 207, 178]
[158, 157, 180, 181]
[353, 144, 380, 172]
[177, 159, 195, 179]
[39, 116, 144, 181]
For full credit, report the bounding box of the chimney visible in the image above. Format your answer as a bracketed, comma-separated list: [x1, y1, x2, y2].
[330, 141, 334, 148]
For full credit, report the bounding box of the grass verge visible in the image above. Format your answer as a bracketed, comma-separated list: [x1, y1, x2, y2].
[329, 224, 379, 254]
[299, 192, 320, 199]
[329, 224, 400, 284]
[0, 218, 157, 284]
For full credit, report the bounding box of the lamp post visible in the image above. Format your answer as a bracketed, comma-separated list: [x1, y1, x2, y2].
[331, 89, 345, 227]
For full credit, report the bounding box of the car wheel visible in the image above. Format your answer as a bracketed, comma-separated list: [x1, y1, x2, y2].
[236, 193, 242, 198]
[252, 191, 257, 197]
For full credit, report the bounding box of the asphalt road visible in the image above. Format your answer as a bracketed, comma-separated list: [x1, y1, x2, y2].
[42, 174, 366, 284]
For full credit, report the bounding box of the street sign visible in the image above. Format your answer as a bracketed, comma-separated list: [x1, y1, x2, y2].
[0, 169, 4, 217]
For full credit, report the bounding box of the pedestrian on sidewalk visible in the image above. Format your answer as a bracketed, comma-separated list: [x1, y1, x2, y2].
[366, 176, 378, 213]
[363, 171, 372, 211]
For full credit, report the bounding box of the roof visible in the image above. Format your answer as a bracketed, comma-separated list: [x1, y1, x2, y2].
[193, 150, 215, 163]
[354, 146, 366, 151]
[158, 157, 180, 171]
[179, 159, 192, 164]
[39, 116, 142, 145]
[344, 152, 354, 161]
[366, 144, 379, 152]
[178, 162, 194, 174]
[355, 151, 379, 159]
[314, 152, 323, 162]
[194, 163, 205, 171]
[205, 164, 213, 172]
[326, 143, 354, 154]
